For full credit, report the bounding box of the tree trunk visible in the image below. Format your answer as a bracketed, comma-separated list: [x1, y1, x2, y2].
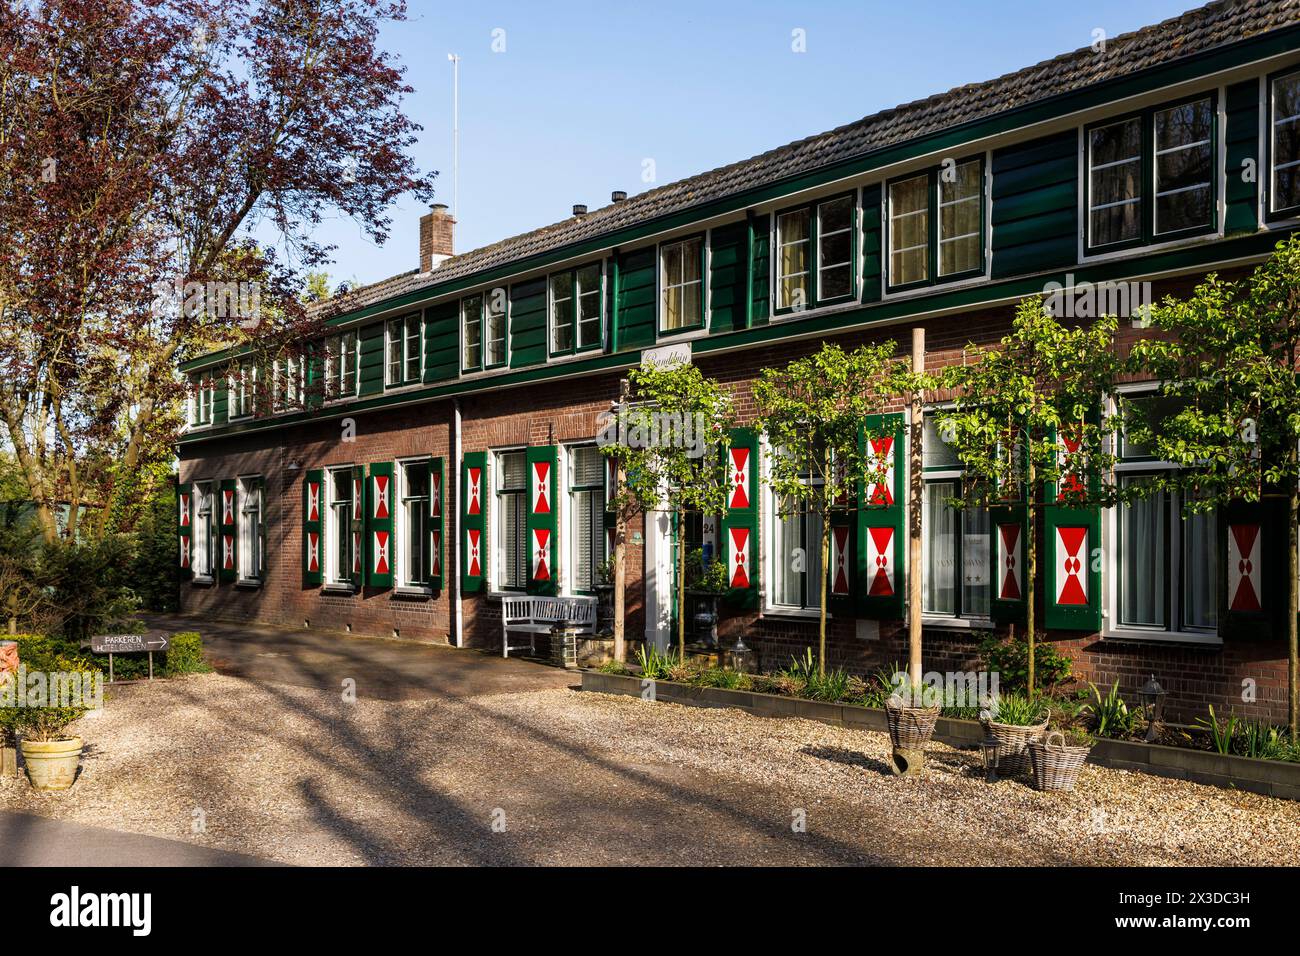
[613, 463, 627, 664]
[908, 328, 924, 690]
[1026, 462, 1037, 700]
[1290, 487, 1298, 739]
[818, 509, 830, 680]
[677, 508, 686, 663]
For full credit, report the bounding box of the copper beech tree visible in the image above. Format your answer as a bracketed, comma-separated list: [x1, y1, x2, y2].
[0, 0, 434, 541]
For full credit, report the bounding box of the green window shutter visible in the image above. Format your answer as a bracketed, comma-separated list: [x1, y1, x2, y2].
[462, 451, 488, 594]
[989, 502, 1028, 624]
[358, 322, 385, 395]
[828, 507, 854, 617]
[423, 302, 460, 382]
[860, 184, 882, 303]
[348, 466, 365, 584]
[366, 461, 394, 589]
[177, 479, 192, 581]
[749, 214, 771, 325]
[719, 428, 759, 609]
[430, 456, 445, 590]
[857, 414, 905, 619]
[1221, 498, 1287, 640]
[212, 375, 229, 425]
[219, 479, 238, 583]
[303, 469, 323, 587]
[526, 445, 558, 595]
[1224, 79, 1260, 234]
[1043, 425, 1102, 631]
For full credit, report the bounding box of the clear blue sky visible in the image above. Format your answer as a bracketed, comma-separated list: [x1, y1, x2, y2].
[313, 0, 1199, 286]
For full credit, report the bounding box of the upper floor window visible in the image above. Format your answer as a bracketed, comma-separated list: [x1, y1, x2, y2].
[1086, 94, 1216, 253]
[659, 236, 704, 333]
[775, 194, 856, 313]
[886, 157, 984, 292]
[274, 355, 302, 411]
[229, 363, 255, 419]
[189, 374, 214, 426]
[550, 264, 603, 355]
[462, 291, 507, 372]
[327, 330, 357, 399]
[386, 314, 420, 386]
[1269, 69, 1300, 219]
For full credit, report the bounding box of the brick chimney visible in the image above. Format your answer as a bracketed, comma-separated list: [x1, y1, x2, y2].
[419, 203, 455, 271]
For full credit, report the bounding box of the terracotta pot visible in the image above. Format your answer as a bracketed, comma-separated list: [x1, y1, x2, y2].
[20, 737, 83, 791]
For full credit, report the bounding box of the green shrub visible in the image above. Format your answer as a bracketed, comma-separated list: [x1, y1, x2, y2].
[978, 631, 1073, 693]
[987, 691, 1048, 727]
[0, 642, 101, 743]
[635, 644, 678, 680]
[162, 632, 206, 675]
[693, 667, 752, 690]
[597, 659, 629, 676]
[1089, 681, 1140, 739]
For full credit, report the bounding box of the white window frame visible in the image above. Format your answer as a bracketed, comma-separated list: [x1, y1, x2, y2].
[327, 330, 357, 400]
[886, 172, 931, 288]
[484, 287, 508, 368]
[461, 293, 484, 372]
[324, 465, 354, 588]
[1086, 115, 1144, 250]
[815, 195, 854, 302]
[761, 440, 825, 615]
[396, 457, 431, 592]
[776, 207, 811, 311]
[564, 443, 606, 596]
[1103, 384, 1222, 645]
[937, 160, 983, 277]
[491, 448, 528, 592]
[658, 236, 704, 333]
[1270, 68, 1300, 217]
[386, 315, 420, 386]
[236, 475, 263, 584]
[192, 481, 214, 581]
[1152, 96, 1215, 237]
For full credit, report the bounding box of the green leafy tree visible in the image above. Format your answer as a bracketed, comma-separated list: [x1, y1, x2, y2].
[1130, 237, 1300, 737]
[600, 360, 734, 663]
[754, 342, 909, 677]
[941, 298, 1127, 698]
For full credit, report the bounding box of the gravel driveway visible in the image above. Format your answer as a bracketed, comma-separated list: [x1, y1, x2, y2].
[2, 671, 1297, 866]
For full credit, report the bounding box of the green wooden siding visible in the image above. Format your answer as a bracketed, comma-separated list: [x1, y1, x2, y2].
[708, 220, 748, 333]
[1224, 78, 1260, 235]
[750, 213, 771, 324]
[358, 321, 385, 396]
[990, 130, 1078, 279]
[509, 277, 547, 368]
[615, 246, 657, 349]
[860, 185, 882, 303]
[423, 300, 459, 383]
[212, 376, 229, 425]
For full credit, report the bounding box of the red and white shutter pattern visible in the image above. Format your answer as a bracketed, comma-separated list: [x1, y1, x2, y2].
[866, 526, 895, 596]
[1227, 523, 1262, 613]
[532, 462, 551, 515]
[431, 470, 442, 517]
[997, 522, 1023, 601]
[728, 527, 750, 589]
[467, 467, 482, 516]
[306, 481, 321, 523]
[222, 532, 235, 571]
[466, 528, 482, 577]
[351, 476, 363, 577]
[179, 493, 191, 527]
[180, 537, 190, 569]
[431, 530, 442, 577]
[728, 447, 750, 510]
[306, 478, 321, 573]
[866, 437, 895, 506]
[306, 532, 320, 573]
[1057, 433, 1085, 500]
[830, 525, 851, 596]
[222, 489, 235, 525]
[371, 473, 391, 576]
[532, 528, 551, 581]
[1054, 525, 1089, 606]
[178, 492, 191, 568]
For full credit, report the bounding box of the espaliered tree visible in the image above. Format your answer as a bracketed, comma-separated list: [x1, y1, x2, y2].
[754, 342, 910, 678]
[1129, 237, 1300, 738]
[600, 360, 734, 663]
[941, 298, 1127, 699]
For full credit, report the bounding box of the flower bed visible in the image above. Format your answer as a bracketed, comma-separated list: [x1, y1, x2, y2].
[581, 669, 1300, 801]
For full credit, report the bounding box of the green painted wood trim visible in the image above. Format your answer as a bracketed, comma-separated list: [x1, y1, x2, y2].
[180, 24, 1300, 374]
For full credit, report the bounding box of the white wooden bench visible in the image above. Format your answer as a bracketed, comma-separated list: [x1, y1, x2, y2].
[501, 596, 596, 658]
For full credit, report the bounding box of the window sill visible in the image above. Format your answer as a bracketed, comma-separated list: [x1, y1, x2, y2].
[1081, 227, 1222, 265]
[321, 583, 357, 596]
[921, 615, 994, 631]
[762, 606, 824, 620]
[394, 585, 432, 599]
[191, 575, 214, 586]
[235, 578, 262, 589]
[1102, 628, 1222, 648]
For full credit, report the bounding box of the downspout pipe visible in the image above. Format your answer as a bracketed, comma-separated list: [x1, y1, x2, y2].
[452, 398, 463, 648]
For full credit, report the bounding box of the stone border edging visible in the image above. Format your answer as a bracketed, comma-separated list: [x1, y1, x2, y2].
[580, 670, 1300, 801]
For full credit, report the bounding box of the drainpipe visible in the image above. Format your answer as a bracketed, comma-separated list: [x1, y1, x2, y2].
[451, 398, 463, 648]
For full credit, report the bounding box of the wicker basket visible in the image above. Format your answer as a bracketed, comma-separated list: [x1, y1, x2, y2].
[885, 699, 940, 750]
[980, 716, 1048, 776]
[1027, 732, 1091, 792]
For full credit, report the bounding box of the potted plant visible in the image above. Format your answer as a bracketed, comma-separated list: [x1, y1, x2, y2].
[593, 557, 615, 637]
[886, 687, 941, 775]
[1027, 727, 1094, 792]
[980, 692, 1049, 776]
[5, 650, 97, 791]
[685, 548, 728, 648]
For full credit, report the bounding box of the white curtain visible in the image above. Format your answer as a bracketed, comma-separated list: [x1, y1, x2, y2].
[923, 482, 956, 614]
[1121, 478, 1166, 627]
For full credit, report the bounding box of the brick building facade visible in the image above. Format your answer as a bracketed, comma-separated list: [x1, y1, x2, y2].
[179, 2, 1300, 724]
